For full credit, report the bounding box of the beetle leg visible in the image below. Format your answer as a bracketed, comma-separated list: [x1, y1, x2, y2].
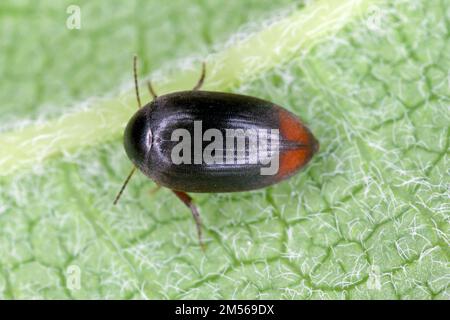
[148, 184, 161, 196]
[147, 80, 157, 100]
[192, 62, 206, 91]
[172, 190, 205, 251]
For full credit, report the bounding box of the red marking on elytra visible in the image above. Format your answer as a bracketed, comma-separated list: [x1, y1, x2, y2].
[276, 109, 315, 178]
[278, 108, 309, 143]
[278, 149, 310, 178]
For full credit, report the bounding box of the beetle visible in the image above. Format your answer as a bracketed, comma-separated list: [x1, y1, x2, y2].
[114, 56, 319, 249]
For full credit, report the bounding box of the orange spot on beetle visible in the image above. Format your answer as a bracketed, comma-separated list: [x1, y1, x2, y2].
[278, 149, 310, 178]
[278, 109, 310, 144]
[276, 108, 318, 178]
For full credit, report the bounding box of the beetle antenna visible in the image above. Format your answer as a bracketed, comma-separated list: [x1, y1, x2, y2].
[113, 167, 136, 205]
[133, 55, 142, 108]
[192, 62, 206, 91]
[147, 80, 157, 100]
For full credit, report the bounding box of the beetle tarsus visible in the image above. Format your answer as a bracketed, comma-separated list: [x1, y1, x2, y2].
[192, 62, 206, 91]
[172, 190, 205, 251]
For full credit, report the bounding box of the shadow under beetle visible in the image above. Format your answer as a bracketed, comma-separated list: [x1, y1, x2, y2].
[114, 56, 319, 250]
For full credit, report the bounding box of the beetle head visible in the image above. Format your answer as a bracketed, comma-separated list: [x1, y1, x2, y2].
[123, 106, 153, 171]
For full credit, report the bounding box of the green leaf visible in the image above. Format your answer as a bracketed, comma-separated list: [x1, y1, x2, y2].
[0, 0, 448, 299]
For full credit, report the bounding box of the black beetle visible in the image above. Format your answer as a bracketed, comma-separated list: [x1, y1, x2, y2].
[114, 56, 319, 249]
